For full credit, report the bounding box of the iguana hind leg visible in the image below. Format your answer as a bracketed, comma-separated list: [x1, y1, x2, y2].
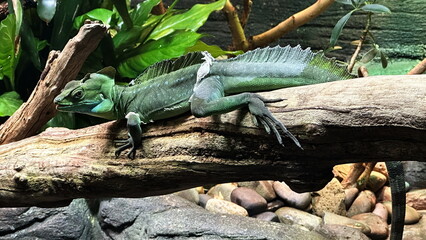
[190, 76, 301, 148]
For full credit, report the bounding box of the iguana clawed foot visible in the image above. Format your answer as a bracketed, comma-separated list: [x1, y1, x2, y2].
[248, 94, 302, 149]
[115, 112, 143, 159]
[115, 137, 138, 159]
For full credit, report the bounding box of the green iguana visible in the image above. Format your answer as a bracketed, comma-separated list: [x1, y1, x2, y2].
[54, 45, 405, 240]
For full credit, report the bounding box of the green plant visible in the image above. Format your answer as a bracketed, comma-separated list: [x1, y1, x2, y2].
[329, 0, 391, 71]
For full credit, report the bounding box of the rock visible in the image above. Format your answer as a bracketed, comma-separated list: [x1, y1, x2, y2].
[199, 194, 212, 208]
[332, 164, 353, 182]
[0, 199, 98, 239]
[347, 190, 376, 217]
[373, 162, 389, 179]
[323, 211, 371, 235]
[404, 161, 426, 189]
[401, 210, 426, 240]
[318, 224, 369, 240]
[351, 213, 389, 239]
[231, 187, 267, 216]
[238, 180, 276, 201]
[195, 186, 205, 194]
[372, 203, 389, 222]
[383, 201, 422, 225]
[173, 188, 200, 204]
[252, 211, 279, 222]
[267, 199, 285, 212]
[100, 195, 329, 239]
[205, 198, 248, 216]
[207, 183, 238, 201]
[366, 171, 388, 193]
[344, 187, 359, 209]
[312, 178, 346, 217]
[275, 207, 322, 230]
[273, 181, 311, 210]
[407, 189, 426, 210]
[377, 186, 392, 202]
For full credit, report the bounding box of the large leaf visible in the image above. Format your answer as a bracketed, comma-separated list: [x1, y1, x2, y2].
[50, 0, 83, 50]
[73, 8, 114, 29]
[361, 4, 391, 14]
[147, 0, 226, 41]
[130, 0, 161, 26]
[0, 14, 16, 85]
[186, 40, 243, 57]
[360, 48, 379, 63]
[118, 31, 202, 78]
[20, 20, 44, 70]
[0, 91, 23, 117]
[330, 11, 354, 47]
[7, 0, 22, 35]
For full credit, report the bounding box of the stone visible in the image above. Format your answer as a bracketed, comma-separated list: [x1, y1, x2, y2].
[312, 178, 346, 217]
[404, 161, 426, 189]
[372, 203, 388, 222]
[207, 183, 237, 201]
[199, 194, 212, 208]
[347, 190, 376, 217]
[252, 211, 279, 222]
[366, 171, 388, 193]
[400, 210, 426, 240]
[383, 201, 422, 225]
[173, 188, 200, 204]
[351, 213, 389, 239]
[407, 189, 426, 210]
[230, 187, 267, 216]
[332, 164, 352, 182]
[267, 199, 285, 212]
[323, 211, 371, 235]
[318, 224, 369, 240]
[344, 187, 359, 209]
[205, 198, 248, 216]
[238, 180, 276, 201]
[275, 207, 322, 230]
[273, 181, 311, 210]
[373, 162, 389, 179]
[377, 186, 392, 202]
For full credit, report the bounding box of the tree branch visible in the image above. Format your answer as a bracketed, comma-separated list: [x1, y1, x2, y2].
[0, 23, 107, 145]
[223, 0, 249, 51]
[0, 75, 425, 207]
[407, 58, 426, 75]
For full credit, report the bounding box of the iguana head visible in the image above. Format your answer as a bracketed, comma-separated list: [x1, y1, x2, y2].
[54, 67, 117, 119]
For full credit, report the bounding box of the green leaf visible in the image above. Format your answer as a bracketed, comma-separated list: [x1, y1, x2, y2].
[73, 8, 114, 29]
[113, 26, 145, 51]
[111, 0, 133, 29]
[0, 91, 23, 117]
[361, 4, 391, 14]
[37, 0, 57, 23]
[147, 0, 226, 41]
[7, 0, 22, 36]
[118, 31, 202, 78]
[186, 41, 243, 57]
[380, 51, 388, 68]
[360, 48, 379, 63]
[20, 20, 43, 70]
[330, 11, 354, 47]
[0, 14, 16, 85]
[50, 0, 83, 50]
[130, 0, 161, 26]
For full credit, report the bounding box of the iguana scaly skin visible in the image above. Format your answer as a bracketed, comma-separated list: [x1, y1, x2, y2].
[54, 45, 405, 239]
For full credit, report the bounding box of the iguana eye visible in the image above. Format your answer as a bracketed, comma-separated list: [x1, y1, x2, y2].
[72, 89, 84, 99]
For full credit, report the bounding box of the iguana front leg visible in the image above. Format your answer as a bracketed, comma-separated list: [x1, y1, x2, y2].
[115, 112, 142, 159]
[190, 75, 302, 148]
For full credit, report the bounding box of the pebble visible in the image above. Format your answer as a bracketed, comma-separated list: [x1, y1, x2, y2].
[351, 213, 389, 239]
[238, 181, 276, 201]
[273, 181, 311, 210]
[383, 201, 422, 224]
[373, 162, 389, 179]
[199, 194, 212, 208]
[173, 188, 200, 204]
[207, 183, 237, 201]
[401, 210, 426, 240]
[230, 187, 267, 216]
[205, 198, 248, 216]
[376, 186, 392, 202]
[347, 190, 376, 217]
[366, 171, 387, 193]
[267, 199, 285, 212]
[275, 207, 322, 230]
[252, 211, 279, 222]
[332, 164, 352, 182]
[406, 189, 426, 210]
[320, 224, 369, 239]
[372, 203, 388, 222]
[323, 211, 371, 235]
[344, 187, 359, 209]
[312, 178, 346, 217]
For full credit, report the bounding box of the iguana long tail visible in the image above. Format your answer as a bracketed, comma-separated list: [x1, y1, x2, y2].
[386, 161, 405, 240]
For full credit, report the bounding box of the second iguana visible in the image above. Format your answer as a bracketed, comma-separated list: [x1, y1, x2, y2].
[54, 45, 405, 240]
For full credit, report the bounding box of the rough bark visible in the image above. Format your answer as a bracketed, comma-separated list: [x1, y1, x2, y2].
[0, 23, 107, 145]
[0, 75, 425, 207]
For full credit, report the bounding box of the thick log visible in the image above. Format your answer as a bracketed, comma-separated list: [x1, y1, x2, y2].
[0, 75, 425, 207]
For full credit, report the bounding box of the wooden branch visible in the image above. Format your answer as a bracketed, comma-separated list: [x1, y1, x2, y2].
[407, 58, 426, 75]
[0, 23, 107, 145]
[250, 0, 335, 49]
[0, 75, 425, 207]
[223, 0, 249, 51]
